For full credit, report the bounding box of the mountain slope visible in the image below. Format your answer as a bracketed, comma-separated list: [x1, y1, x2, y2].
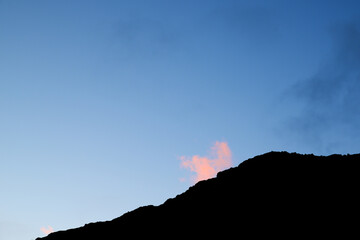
[37, 151, 360, 239]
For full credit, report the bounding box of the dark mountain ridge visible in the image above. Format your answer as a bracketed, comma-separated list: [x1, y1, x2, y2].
[37, 151, 360, 239]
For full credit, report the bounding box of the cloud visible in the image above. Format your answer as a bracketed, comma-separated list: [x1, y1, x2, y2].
[40, 226, 54, 235]
[112, 1, 278, 60]
[180, 141, 232, 184]
[286, 23, 360, 152]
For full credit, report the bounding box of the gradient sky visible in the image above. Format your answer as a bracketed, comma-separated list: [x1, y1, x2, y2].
[1, 1, 360, 239]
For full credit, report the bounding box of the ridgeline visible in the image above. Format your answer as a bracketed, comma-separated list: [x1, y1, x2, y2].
[37, 151, 360, 239]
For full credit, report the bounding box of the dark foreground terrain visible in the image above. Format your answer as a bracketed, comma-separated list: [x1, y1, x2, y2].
[37, 151, 360, 239]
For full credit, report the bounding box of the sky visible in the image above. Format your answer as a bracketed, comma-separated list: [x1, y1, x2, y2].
[1, 0, 360, 239]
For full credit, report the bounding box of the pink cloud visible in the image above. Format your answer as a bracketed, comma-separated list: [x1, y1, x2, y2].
[180, 141, 232, 183]
[40, 226, 54, 235]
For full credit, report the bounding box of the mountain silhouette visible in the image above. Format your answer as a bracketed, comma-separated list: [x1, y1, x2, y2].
[36, 151, 360, 239]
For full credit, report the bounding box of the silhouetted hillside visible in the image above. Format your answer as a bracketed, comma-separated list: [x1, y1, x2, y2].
[37, 151, 360, 239]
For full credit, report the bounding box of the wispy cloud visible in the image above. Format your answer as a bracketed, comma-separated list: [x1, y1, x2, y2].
[180, 141, 232, 184]
[285, 23, 360, 153]
[40, 226, 54, 235]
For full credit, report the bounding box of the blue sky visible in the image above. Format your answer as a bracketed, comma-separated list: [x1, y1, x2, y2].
[1, 1, 360, 239]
